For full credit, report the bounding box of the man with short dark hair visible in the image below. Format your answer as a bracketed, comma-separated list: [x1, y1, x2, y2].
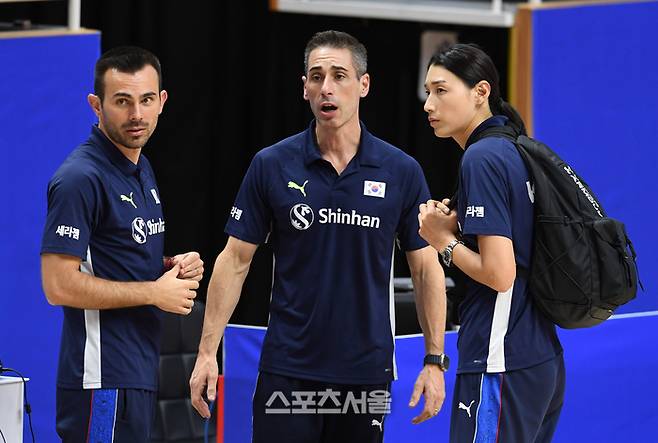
[41, 46, 204, 442]
[190, 31, 448, 442]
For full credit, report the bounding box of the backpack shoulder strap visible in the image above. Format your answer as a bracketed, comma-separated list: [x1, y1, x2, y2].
[465, 124, 519, 148]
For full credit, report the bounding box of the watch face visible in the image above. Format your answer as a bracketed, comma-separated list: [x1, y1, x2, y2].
[441, 354, 450, 371]
[441, 249, 451, 266]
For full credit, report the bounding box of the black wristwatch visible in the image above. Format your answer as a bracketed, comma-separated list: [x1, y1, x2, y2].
[423, 353, 450, 372]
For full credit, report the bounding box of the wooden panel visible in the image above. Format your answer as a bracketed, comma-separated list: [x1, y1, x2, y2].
[510, 6, 533, 136]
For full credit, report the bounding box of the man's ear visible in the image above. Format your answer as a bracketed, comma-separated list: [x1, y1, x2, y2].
[87, 94, 102, 118]
[360, 73, 370, 98]
[159, 89, 168, 114]
[302, 75, 308, 101]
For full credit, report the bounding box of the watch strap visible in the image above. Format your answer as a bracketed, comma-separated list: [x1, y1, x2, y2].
[423, 353, 450, 371]
[441, 239, 463, 267]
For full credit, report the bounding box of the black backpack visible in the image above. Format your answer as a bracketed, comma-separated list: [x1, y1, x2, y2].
[462, 124, 641, 329]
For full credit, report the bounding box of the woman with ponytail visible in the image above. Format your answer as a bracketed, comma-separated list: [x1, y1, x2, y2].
[417, 44, 564, 442]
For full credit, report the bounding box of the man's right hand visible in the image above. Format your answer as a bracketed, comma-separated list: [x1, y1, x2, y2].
[190, 353, 219, 418]
[153, 264, 198, 315]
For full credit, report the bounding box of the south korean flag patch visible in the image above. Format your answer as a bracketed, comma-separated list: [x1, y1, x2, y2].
[364, 180, 386, 198]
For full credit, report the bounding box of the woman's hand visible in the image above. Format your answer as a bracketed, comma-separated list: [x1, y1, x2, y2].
[418, 199, 458, 252]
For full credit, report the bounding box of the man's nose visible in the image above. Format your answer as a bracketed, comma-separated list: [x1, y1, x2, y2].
[321, 77, 334, 96]
[129, 103, 143, 121]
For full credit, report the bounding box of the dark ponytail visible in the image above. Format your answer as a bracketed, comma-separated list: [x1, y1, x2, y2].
[427, 44, 527, 135]
[498, 101, 526, 135]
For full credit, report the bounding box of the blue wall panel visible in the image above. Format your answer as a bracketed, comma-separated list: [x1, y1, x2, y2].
[0, 32, 100, 442]
[531, 2, 658, 313]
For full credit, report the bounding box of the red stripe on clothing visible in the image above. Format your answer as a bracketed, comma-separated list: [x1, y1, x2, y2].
[86, 390, 94, 443]
[217, 375, 225, 443]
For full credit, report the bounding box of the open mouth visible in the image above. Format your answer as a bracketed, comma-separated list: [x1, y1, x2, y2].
[321, 104, 338, 112]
